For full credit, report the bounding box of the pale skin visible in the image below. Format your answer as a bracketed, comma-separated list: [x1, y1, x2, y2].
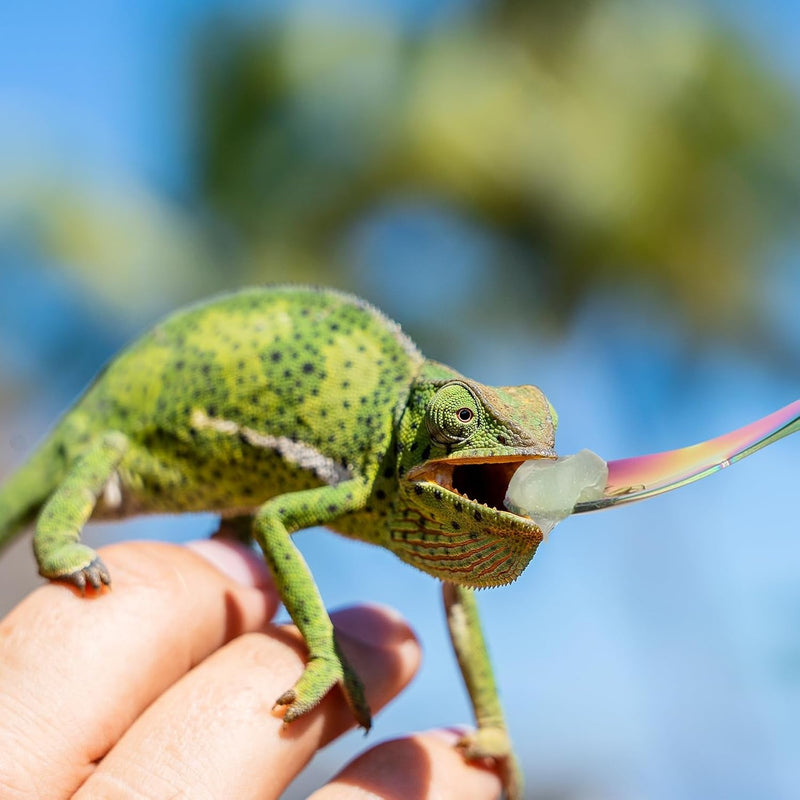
[0, 539, 502, 800]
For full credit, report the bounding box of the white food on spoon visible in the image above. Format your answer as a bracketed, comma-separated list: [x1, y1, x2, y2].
[504, 449, 608, 539]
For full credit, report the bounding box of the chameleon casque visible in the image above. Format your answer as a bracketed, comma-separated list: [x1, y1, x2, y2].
[0, 286, 560, 798]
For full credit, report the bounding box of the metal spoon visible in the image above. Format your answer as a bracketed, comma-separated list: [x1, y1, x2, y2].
[572, 399, 800, 514]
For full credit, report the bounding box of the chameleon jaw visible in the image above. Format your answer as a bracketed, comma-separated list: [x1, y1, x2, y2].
[407, 457, 544, 524]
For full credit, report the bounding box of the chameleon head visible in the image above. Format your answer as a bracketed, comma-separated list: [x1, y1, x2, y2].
[390, 362, 558, 588]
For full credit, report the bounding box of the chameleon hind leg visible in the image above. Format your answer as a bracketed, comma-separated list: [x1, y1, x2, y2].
[34, 431, 128, 592]
[252, 479, 372, 730]
[443, 581, 523, 800]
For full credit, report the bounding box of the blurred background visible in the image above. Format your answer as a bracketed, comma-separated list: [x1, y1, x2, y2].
[1, 0, 799, 797]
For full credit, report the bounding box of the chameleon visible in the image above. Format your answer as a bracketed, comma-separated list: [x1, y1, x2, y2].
[0, 286, 559, 799]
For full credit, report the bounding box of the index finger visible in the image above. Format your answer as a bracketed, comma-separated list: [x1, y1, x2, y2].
[0, 539, 278, 797]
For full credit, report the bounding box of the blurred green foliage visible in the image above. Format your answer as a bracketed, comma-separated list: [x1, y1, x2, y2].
[193, 1, 799, 335]
[5, 0, 800, 350]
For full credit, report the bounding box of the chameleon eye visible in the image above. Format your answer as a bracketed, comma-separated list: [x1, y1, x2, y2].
[426, 382, 481, 445]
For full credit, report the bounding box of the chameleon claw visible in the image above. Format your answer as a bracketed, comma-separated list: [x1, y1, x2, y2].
[60, 557, 112, 595]
[275, 689, 295, 706]
[273, 689, 296, 715]
[271, 651, 372, 730]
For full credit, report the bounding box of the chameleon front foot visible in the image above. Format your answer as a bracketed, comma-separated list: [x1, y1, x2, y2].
[457, 726, 523, 800]
[274, 641, 372, 730]
[38, 543, 111, 594]
[63, 557, 111, 593]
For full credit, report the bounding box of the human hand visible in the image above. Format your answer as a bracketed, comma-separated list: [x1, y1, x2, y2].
[0, 539, 502, 799]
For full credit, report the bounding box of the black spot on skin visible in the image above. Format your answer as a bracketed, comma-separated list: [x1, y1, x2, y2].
[376, 489, 386, 500]
[207, 405, 217, 417]
[327, 504, 338, 513]
[433, 489, 442, 500]
[454, 501, 462, 512]
[414, 484, 423, 495]
[175, 359, 186, 370]
[201, 364, 211, 376]
[474, 510, 482, 521]
[302, 362, 314, 374]
[271, 351, 282, 362]
[452, 521, 460, 530]
[383, 466, 394, 478]
[498, 435, 507, 445]
[421, 444, 431, 461]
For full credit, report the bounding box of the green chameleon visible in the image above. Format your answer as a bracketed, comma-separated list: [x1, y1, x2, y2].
[0, 286, 559, 799]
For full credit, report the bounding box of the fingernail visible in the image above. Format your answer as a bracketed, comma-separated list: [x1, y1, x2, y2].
[332, 603, 417, 648]
[425, 726, 472, 745]
[186, 539, 271, 588]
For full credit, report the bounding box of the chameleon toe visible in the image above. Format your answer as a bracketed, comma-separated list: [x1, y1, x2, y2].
[272, 649, 372, 729]
[273, 688, 296, 712]
[59, 558, 112, 594]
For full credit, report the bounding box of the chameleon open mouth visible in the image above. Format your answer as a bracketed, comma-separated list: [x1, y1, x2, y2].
[409, 457, 546, 514]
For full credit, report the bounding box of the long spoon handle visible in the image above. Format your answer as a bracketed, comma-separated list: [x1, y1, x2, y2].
[572, 399, 800, 513]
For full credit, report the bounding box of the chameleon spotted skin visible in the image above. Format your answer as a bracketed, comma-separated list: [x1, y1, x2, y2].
[0, 286, 558, 800]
